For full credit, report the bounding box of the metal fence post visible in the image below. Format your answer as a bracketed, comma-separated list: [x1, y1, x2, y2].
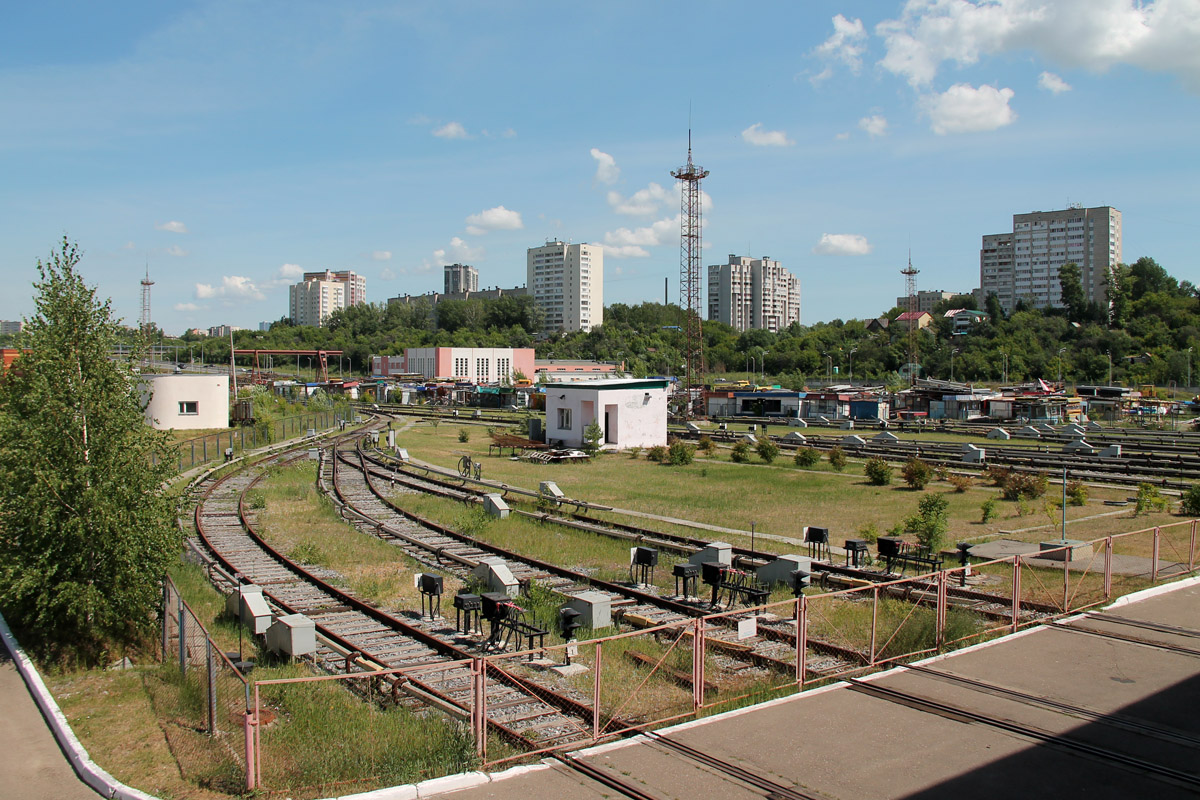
[593, 643, 603, 742]
[191, 441, 195, 468]
[254, 684, 262, 789]
[1062, 546, 1070, 613]
[1011, 555, 1022, 633]
[178, 595, 187, 674]
[869, 586, 879, 665]
[796, 596, 807, 687]
[1152, 527, 1161, 582]
[206, 639, 217, 736]
[1190, 520, 1197, 572]
[693, 619, 705, 710]
[203, 438, 208, 463]
[936, 570, 947, 647]
[161, 583, 169, 662]
[244, 711, 256, 791]
[1104, 537, 1113, 598]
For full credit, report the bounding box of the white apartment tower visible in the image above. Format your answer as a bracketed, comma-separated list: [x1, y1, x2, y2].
[444, 263, 479, 294]
[526, 240, 603, 334]
[303, 270, 367, 307]
[980, 206, 1121, 314]
[290, 277, 346, 327]
[707, 255, 801, 333]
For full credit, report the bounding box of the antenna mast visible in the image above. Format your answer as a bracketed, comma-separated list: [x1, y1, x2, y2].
[671, 130, 709, 416]
[140, 264, 155, 335]
[901, 253, 920, 383]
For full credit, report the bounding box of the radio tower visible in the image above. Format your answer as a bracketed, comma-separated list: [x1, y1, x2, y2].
[671, 131, 708, 417]
[901, 253, 919, 383]
[140, 265, 155, 335]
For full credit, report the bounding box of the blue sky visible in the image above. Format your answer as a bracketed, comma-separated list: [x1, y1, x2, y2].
[2, 0, 1198, 335]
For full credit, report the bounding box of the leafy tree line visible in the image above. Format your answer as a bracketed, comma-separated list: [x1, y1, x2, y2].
[150, 255, 1198, 389]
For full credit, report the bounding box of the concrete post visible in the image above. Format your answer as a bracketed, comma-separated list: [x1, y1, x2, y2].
[178, 595, 187, 674]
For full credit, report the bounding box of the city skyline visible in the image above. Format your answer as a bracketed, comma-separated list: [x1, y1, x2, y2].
[1, 1, 1197, 335]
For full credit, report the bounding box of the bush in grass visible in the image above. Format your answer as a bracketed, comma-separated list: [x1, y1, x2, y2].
[864, 457, 893, 486]
[980, 496, 999, 523]
[902, 494, 950, 553]
[934, 465, 950, 483]
[983, 466, 1011, 487]
[1182, 484, 1200, 516]
[1000, 471, 1048, 501]
[1066, 481, 1088, 506]
[858, 522, 881, 543]
[457, 428, 470, 443]
[902, 457, 933, 490]
[756, 438, 780, 463]
[697, 435, 716, 455]
[730, 441, 751, 463]
[582, 420, 604, 456]
[1016, 499, 1032, 517]
[947, 473, 973, 493]
[828, 446, 847, 472]
[1135, 482, 1169, 515]
[627, 446, 642, 460]
[289, 542, 324, 565]
[793, 447, 820, 468]
[645, 445, 668, 463]
[667, 440, 696, 466]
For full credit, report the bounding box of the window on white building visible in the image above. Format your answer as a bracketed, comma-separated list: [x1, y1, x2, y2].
[179, 401, 199, 415]
[557, 407, 572, 430]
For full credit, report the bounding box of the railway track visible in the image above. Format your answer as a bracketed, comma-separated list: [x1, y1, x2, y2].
[189, 436, 618, 752]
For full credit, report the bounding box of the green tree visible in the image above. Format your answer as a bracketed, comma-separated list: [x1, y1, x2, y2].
[582, 420, 604, 455]
[1057, 262, 1086, 323]
[903, 494, 950, 553]
[865, 457, 893, 486]
[756, 437, 780, 463]
[0, 239, 180, 664]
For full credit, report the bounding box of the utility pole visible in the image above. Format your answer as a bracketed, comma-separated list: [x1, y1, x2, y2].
[671, 131, 709, 418]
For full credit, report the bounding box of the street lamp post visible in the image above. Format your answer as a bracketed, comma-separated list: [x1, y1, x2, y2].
[1058, 347, 1067, 386]
[1188, 347, 1193, 391]
[750, 356, 756, 382]
[824, 353, 832, 384]
[761, 350, 768, 384]
[1002, 352, 1008, 384]
[950, 348, 959, 382]
[849, 347, 857, 383]
[1106, 351, 1112, 386]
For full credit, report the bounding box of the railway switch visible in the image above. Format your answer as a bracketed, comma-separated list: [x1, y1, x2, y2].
[631, 546, 658, 587]
[418, 573, 443, 620]
[453, 591, 482, 635]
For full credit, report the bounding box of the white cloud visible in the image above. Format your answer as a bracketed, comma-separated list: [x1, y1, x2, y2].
[922, 83, 1017, 134]
[122, 241, 136, 250]
[174, 302, 200, 312]
[835, 131, 851, 140]
[1038, 71, 1072, 93]
[155, 220, 188, 234]
[808, 65, 834, 85]
[607, 182, 672, 216]
[433, 121, 469, 139]
[858, 114, 889, 137]
[166, 245, 187, 257]
[876, 0, 1200, 92]
[604, 215, 680, 256]
[195, 276, 265, 301]
[465, 205, 523, 235]
[263, 263, 303, 289]
[814, 14, 868, 76]
[380, 267, 396, 280]
[604, 245, 651, 259]
[370, 250, 392, 261]
[433, 237, 483, 264]
[590, 148, 620, 185]
[813, 233, 873, 256]
[741, 123, 794, 146]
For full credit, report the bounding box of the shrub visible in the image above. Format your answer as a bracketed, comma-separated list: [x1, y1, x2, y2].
[983, 466, 1011, 487]
[980, 496, 999, 523]
[1016, 499, 1032, 517]
[1066, 481, 1088, 506]
[1182, 484, 1200, 516]
[645, 445, 668, 463]
[756, 438, 780, 464]
[903, 494, 950, 553]
[289, 542, 324, 565]
[627, 446, 642, 460]
[457, 428, 470, 443]
[1135, 482, 1169, 515]
[582, 420, 604, 456]
[730, 441, 751, 463]
[902, 457, 933, 490]
[697, 435, 716, 455]
[858, 522, 881, 543]
[828, 446, 847, 472]
[864, 457, 893, 486]
[947, 473, 973, 493]
[934, 465, 950, 482]
[793, 447, 820, 468]
[667, 440, 696, 466]
[1000, 471, 1048, 501]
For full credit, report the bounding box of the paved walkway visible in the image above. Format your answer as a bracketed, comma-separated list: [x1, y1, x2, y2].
[0, 649, 100, 799]
[437, 579, 1200, 800]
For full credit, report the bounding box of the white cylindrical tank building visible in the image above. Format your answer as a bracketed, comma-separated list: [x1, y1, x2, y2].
[142, 374, 230, 430]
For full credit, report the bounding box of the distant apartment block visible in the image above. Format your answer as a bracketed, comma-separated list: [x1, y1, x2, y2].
[527, 240, 603, 333]
[290, 270, 366, 327]
[707, 255, 801, 333]
[207, 325, 242, 338]
[444, 263, 479, 294]
[980, 206, 1121, 314]
[0, 320, 24, 335]
[894, 290, 959, 314]
[372, 347, 535, 383]
[388, 285, 526, 308]
[258, 321, 272, 332]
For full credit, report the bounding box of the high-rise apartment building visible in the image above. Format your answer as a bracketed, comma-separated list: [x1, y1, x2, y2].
[303, 270, 367, 307]
[0, 321, 24, 335]
[980, 206, 1121, 314]
[290, 278, 346, 327]
[444, 263, 479, 294]
[707, 255, 801, 333]
[893, 290, 960, 314]
[526, 240, 603, 333]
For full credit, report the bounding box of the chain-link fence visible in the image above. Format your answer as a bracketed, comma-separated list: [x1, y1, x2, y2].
[165, 411, 344, 473]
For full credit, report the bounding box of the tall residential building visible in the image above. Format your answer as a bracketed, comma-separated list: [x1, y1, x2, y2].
[289, 278, 345, 327]
[444, 263, 478, 294]
[303, 270, 367, 307]
[707, 255, 801, 333]
[0, 320, 24, 335]
[980, 206, 1121, 314]
[893, 290, 960, 314]
[526, 240, 603, 334]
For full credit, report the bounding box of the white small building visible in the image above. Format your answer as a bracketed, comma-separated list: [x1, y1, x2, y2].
[142, 374, 230, 430]
[543, 378, 669, 450]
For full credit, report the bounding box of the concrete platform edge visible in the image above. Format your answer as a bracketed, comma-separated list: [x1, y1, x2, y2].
[0, 609, 157, 800]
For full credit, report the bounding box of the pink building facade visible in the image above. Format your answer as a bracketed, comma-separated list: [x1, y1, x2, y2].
[372, 347, 535, 383]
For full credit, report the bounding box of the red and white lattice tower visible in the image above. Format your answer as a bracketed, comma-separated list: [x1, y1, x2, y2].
[901, 253, 919, 383]
[140, 265, 155, 334]
[671, 132, 709, 416]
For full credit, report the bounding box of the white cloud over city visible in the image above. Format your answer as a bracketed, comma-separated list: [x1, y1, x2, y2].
[590, 148, 620, 185]
[1038, 71, 1072, 93]
[465, 205, 523, 235]
[813, 233, 873, 256]
[813, 13, 868, 80]
[195, 276, 265, 302]
[155, 220, 188, 233]
[858, 114, 889, 137]
[921, 83, 1017, 134]
[741, 123, 793, 146]
[433, 121, 469, 139]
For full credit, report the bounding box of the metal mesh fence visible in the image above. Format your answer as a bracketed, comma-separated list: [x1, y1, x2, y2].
[166, 411, 343, 473]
